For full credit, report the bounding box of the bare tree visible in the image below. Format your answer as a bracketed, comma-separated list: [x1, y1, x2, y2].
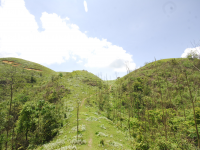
[76, 94, 81, 140]
[154, 58, 167, 141]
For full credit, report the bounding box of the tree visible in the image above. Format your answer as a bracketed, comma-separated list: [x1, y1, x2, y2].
[31, 76, 36, 83]
[59, 73, 63, 78]
[186, 50, 199, 60]
[154, 58, 167, 141]
[76, 94, 81, 140]
[182, 68, 200, 148]
[17, 103, 35, 146]
[16, 100, 59, 149]
[0, 104, 6, 150]
[4, 66, 17, 150]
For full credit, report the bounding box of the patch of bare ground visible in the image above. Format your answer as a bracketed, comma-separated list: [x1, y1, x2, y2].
[24, 68, 42, 72]
[88, 138, 92, 147]
[2, 60, 21, 66]
[2, 60, 42, 71]
[2, 60, 14, 64]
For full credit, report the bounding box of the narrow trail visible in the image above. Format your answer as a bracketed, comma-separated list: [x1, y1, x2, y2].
[80, 84, 112, 149]
[81, 98, 87, 107]
[88, 137, 92, 147]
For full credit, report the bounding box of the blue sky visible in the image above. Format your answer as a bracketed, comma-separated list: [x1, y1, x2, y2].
[0, 0, 200, 80]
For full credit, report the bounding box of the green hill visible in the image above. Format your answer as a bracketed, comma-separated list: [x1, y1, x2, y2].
[0, 57, 55, 74]
[1, 57, 200, 149]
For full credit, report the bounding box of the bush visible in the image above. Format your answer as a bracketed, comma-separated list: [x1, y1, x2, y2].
[122, 83, 127, 92]
[31, 76, 36, 83]
[15, 94, 29, 104]
[55, 145, 77, 150]
[100, 139, 104, 146]
[16, 100, 60, 147]
[96, 132, 108, 137]
[59, 73, 63, 78]
[70, 139, 86, 145]
[100, 124, 106, 130]
[135, 141, 149, 150]
[0, 133, 4, 150]
[195, 107, 200, 124]
[186, 50, 199, 60]
[42, 139, 65, 150]
[133, 81, 143, 92]
[86, 116, 98, 121]
[108, 140, 123, 148]
[183, 60, 193, 68]
[157, 139, 172, 150]
[71, 125, 86, 132]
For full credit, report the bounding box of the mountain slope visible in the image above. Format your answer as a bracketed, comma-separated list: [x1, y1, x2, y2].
[0, 57, 55, 75]
[1, 57, 200, 149]
[111, 58, 200, 149]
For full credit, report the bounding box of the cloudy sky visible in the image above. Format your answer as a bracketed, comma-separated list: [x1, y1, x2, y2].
[0, 0, 200, 80]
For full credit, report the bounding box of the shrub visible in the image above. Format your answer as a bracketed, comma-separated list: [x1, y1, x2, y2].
[157, 139, 172, 150]
[59, 73, 63, 78]
[100, 139, 104, 146]
[183, 60, 193, 68]
[71, 125, 86, 132]
[108, 140, 123, 148]
[70, 139, 86, 145]
[135, 141, 149, 150]
[55, 145, 77, 150]
[195, 107, 200, 124]
[16, 100, 60, 147]
[171, 58, 178, 66]
[96, 132, 108, 137]
[133, 81, 143, 92]
[31, 76, 36, 83]
[86, 116, 98, 121]
[186, 50, 199, 60]
[16, 94, 29, 104]
[42, 139, 65, 150]
[100, 124, 106, 130]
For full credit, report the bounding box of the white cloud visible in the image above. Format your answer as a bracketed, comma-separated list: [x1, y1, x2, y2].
[72, 56, 76, 60]
[84, 1, 88, 12]
[77, 60, 83, 64]
[181, 46, 200, 58]
[0, 0, 135, 73]
[64, 17, 69, 21]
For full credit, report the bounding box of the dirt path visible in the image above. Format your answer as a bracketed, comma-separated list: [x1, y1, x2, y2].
[80, 84, 112, 149]
[88, 138, 92, 147]
[81, 98, 87, 107]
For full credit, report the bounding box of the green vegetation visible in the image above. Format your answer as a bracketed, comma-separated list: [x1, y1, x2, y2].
[1, 57, 200, 149]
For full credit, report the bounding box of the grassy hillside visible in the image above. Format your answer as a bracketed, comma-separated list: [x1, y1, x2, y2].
[1, 57, 200, 149]
[111, 58, 200, 149]
[0, 57, 55, 75]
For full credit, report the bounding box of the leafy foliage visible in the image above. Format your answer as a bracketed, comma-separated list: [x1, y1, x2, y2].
[16, 100, 60, 148]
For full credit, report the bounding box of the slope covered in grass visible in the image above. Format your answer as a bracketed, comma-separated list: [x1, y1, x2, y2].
[109, 58, 200, 149]
[2, 57, 200, 149]
[0, 58, 110, 150]
[0, 57, 55, 75]
[35, 84, 133, 150]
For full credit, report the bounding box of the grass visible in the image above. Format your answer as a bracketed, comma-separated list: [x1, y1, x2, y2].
[32, 77, 132, 150]
[2, 57, 200, 149]
[35, 86, 132, 150]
